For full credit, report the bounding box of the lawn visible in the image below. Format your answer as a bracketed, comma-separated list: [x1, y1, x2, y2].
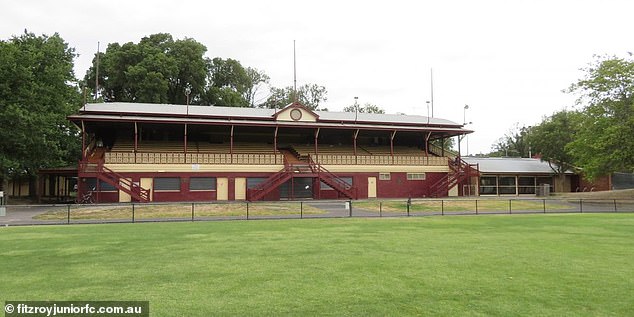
[1, 214, 633, 316]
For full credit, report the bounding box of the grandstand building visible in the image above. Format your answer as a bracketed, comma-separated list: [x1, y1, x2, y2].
[67, 102, 477, 203]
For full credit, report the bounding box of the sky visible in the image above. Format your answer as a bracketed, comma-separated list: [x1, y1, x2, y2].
[2, 0, 632, 154]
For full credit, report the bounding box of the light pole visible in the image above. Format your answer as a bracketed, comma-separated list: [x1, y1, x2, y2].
[426, 101, 431, 124]
[463, 105, 471, 156]
[185, 86, 191, 115]
[354, 96, 359, 122]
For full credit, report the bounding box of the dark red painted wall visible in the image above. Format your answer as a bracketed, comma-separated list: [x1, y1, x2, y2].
[84, 171, 449, 203]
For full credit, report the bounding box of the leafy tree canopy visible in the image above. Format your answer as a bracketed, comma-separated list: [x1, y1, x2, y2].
[0, 31, 81, 181]
[342, 103, 385, 114]
[262, 84, 328, 110]
[565, 55, 634, 179]
[528, 110, 581, 174]
[488, 123, 532, 158]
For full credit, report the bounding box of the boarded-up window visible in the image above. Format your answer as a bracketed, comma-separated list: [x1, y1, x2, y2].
[154, 177, 181, 191]
[406, 173, 426, 180]
[190, 177, 216, 191]
[247, 178, 268, 189]
[321, 177, 353, 190]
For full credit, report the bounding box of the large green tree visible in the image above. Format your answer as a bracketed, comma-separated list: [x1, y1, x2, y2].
[85, 33, 208, 105]
[565, 55, 634, 179]
[0, 32, 81, 186]
[203, 58, 269, 107]
[527, 110, 581, 174]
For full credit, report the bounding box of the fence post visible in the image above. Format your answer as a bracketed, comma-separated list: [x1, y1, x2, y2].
[349, 200, 352, 217]
[300, 201, 303, 219]
[509, 200, 512, 214]
[191, 202, 195, 221]
[246, 202, 250, 220]
[132, 203, 135, 223]
[579, 199, 583, 213]
[67, 205, 71, 224]
[379, 201, 382, 217]
[614, 199, 618, 212]
[475, 200, 478, 215]
[441, 200, 444, 216]
[407, 197, 411, 217]
[543, 199, 546, 213]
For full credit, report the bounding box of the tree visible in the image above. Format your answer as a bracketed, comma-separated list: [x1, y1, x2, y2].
[0, 32, 81, 187]
[488, 124, 532, 157]
[528, 110, 581, 174]
[85, 33, 208, 105]
[342, 103, 386, 114]
[244, 67, 270, 107]
[262, 84, 328, 110]
[565, 55, 634, 179]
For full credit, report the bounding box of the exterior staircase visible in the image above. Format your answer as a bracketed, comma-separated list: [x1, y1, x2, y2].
[428, 157, 479, 197]
[247, 157, 356, 201]
[79, 161, 151, 203]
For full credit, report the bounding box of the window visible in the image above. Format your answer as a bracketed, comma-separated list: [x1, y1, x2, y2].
[479, 176, 497, 195]
[190, 177, 216, 191]
[498, 176, 516, 195]
[247, 178, 268, 189]
[321, 177, 353, 190]
[518, 176, 536, 194]
[154, 177, 181, 191]
[84, 178, 117, 192]
[379, 173, 391, 180]
[406, 173, 426, 180]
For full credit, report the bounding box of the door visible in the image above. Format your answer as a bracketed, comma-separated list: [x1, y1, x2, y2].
[368, 177, 377, 198]
[119, 178, 131, 203]
[217, 177, 228, 200]
[140, 178, 153, 202]
[234, 177, 246, 200]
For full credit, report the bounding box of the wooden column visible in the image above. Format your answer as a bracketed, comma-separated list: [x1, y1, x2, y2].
[274, 126, 279, 154]
[81, 121, 86, 160]
[134, 122, 138, 163]
[230, 125, 234, 163]
[184, 124, 188, 156]
[425, 132, 432, 157]
[353, 129, 359, 165]
[390, 130, 396, 156]
[314, 128, 320, 161]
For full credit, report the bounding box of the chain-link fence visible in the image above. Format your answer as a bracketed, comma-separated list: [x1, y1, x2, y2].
[1, 198, 633, 226]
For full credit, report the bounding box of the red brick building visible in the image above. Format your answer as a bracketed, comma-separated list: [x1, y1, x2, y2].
[67, 102, 475, 203]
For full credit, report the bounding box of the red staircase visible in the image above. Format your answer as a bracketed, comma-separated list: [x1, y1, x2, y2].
[247, 165, 294, 201]
[79, 161, 151, 203]
[247, 159, 356, 201]
[428, 157, 479, 197]
[308, 158, 355, 199]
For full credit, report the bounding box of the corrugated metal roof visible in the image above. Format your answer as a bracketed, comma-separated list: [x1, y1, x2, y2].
[463, 157, 573, 174]
[80, 102, 461, 127]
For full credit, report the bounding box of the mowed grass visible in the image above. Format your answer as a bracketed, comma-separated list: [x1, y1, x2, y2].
[1, 214, 633, 316]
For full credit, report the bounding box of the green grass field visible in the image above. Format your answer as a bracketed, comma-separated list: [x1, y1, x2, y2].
[1, 214, 633, 316]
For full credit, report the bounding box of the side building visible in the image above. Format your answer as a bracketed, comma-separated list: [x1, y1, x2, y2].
[67, 102, 476, 203]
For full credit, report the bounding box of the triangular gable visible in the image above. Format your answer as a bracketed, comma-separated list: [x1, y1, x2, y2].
[273, 102, 319, 122]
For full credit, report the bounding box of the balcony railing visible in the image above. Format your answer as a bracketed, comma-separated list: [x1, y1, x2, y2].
[309, 154, 449, 166]
[105, 152, 284, 165]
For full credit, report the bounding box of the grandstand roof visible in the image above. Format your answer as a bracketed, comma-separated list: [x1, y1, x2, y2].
[69, 102, 472, 135]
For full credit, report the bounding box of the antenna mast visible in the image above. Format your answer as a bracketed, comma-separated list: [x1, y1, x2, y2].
[430, 68, 434, 118]
[293, 40, 297, 103]
[95, 41, 100, 101]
